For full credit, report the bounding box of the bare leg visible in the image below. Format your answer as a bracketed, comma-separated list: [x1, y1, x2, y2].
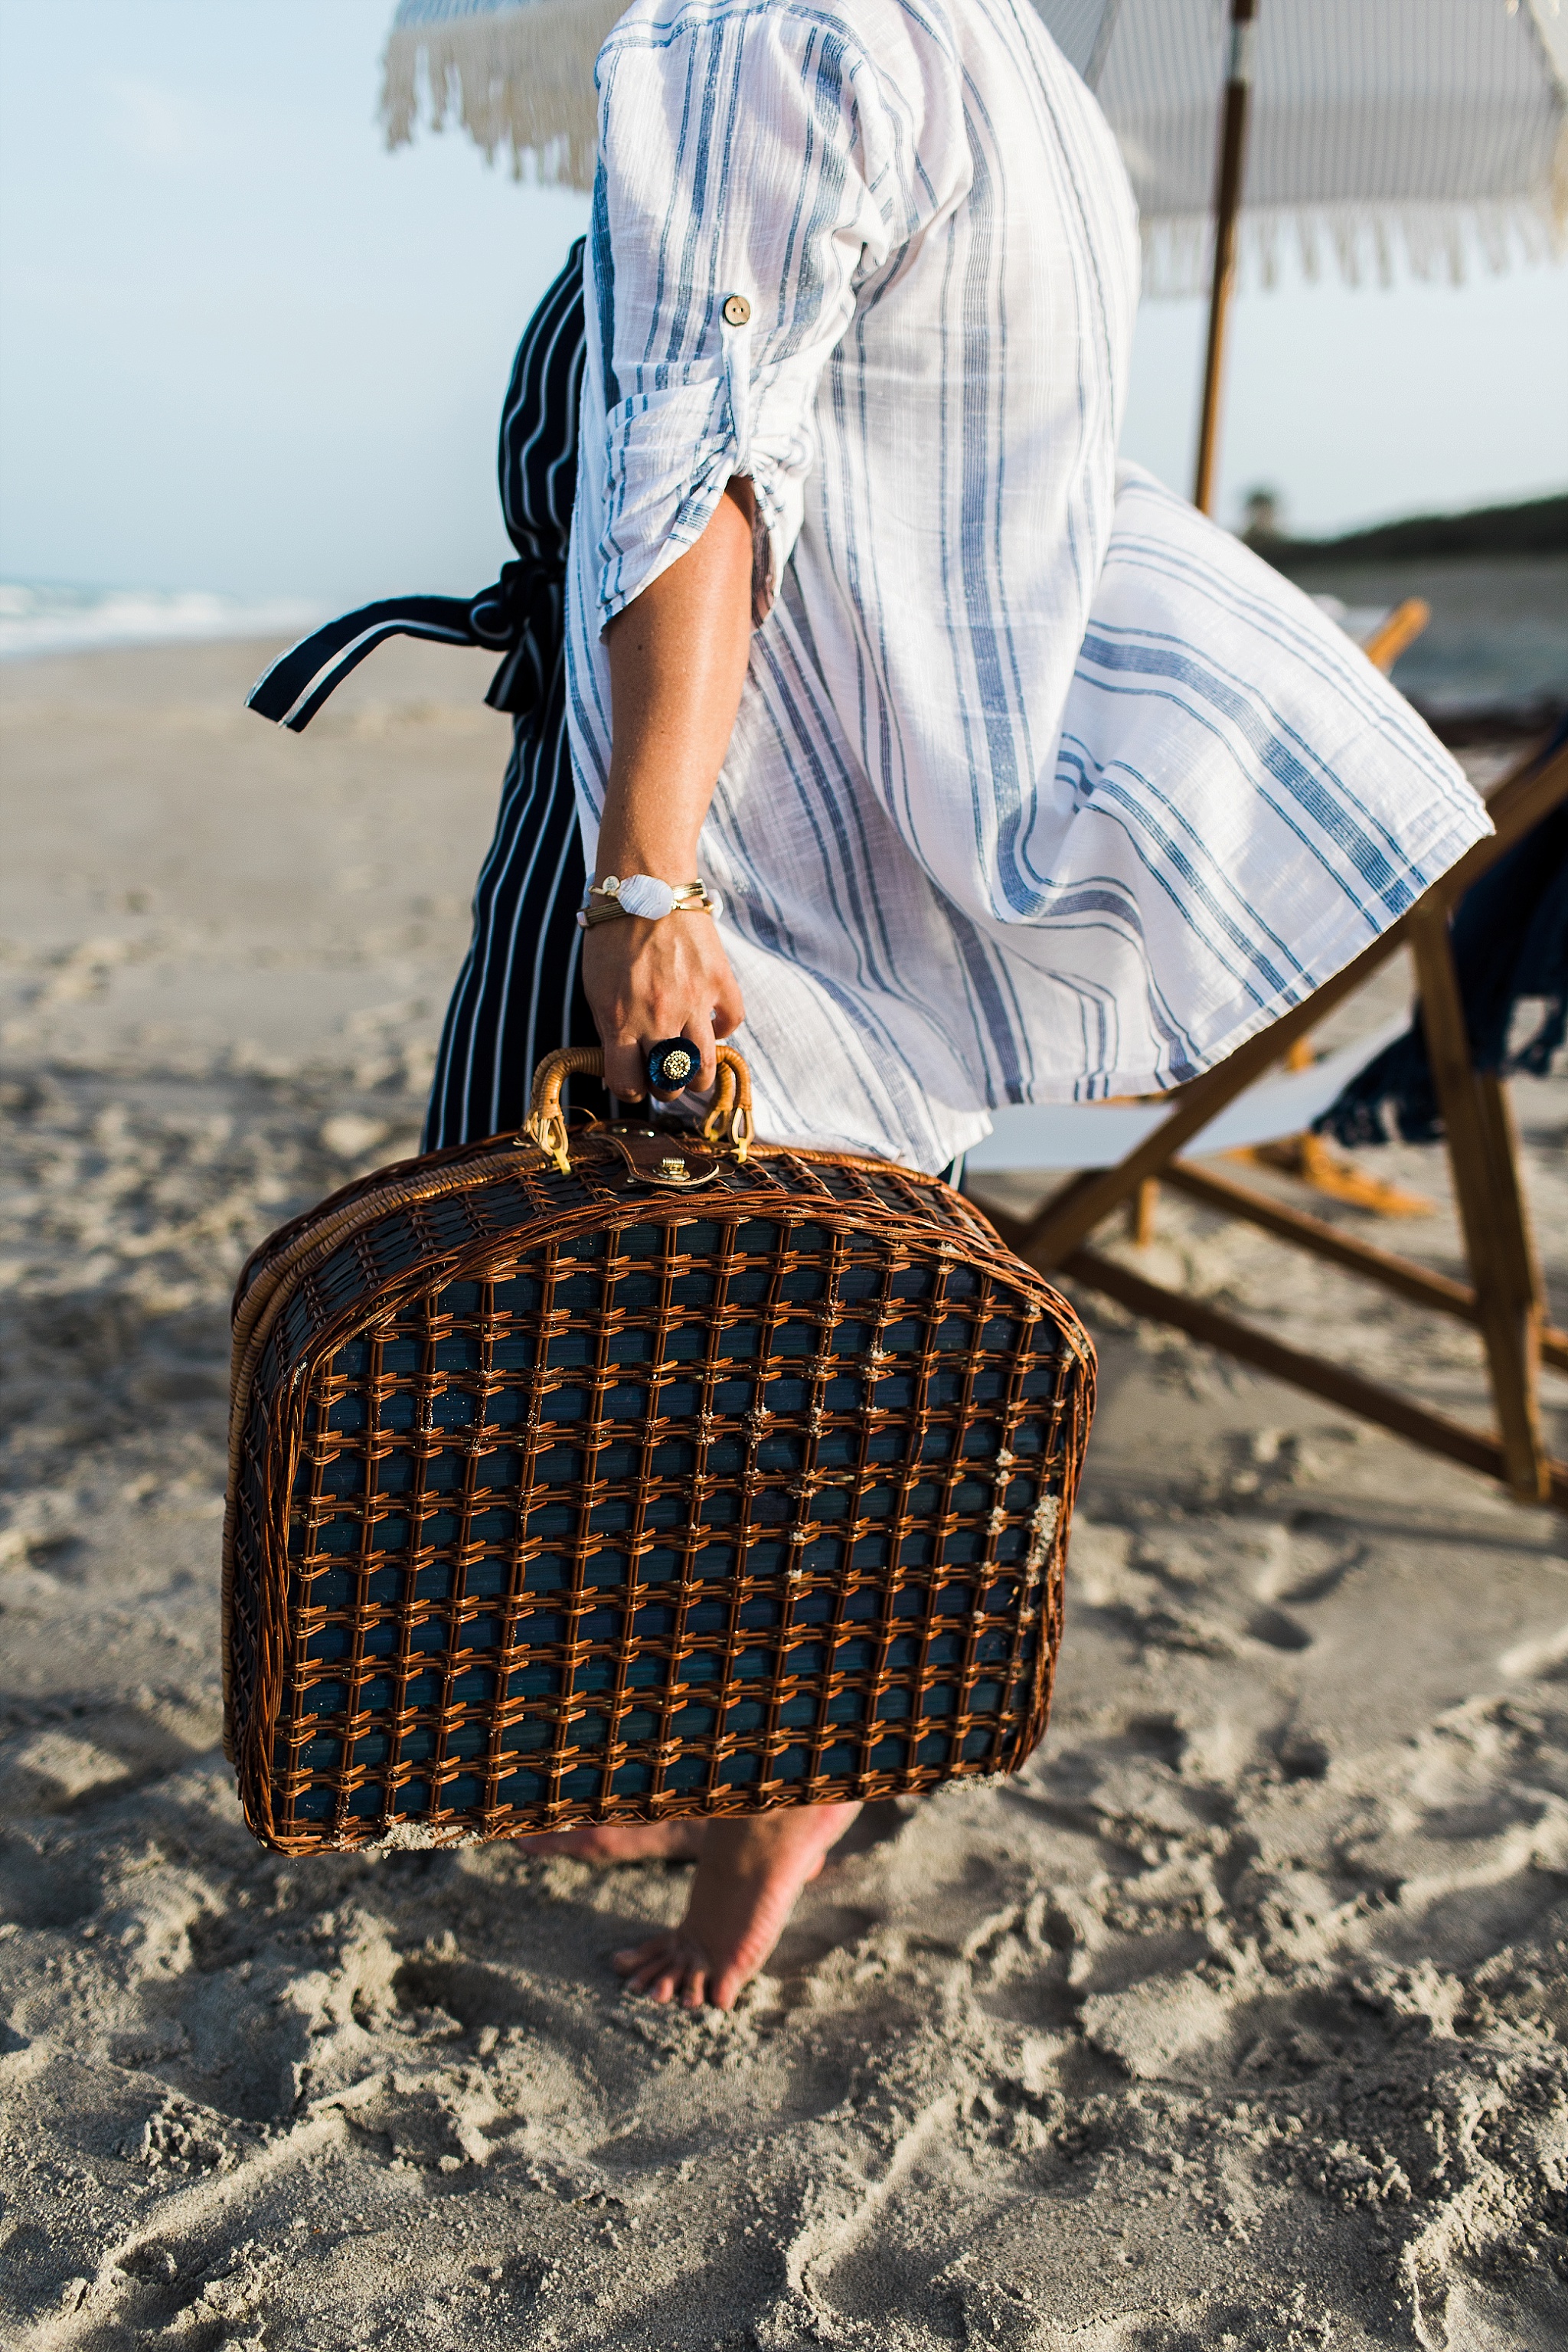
[612, 1800, 861, 2011]
[512, 1821, 706, 1863]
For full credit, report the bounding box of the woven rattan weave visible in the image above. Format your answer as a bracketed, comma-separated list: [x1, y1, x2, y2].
[222, 1049, 1094, 1854]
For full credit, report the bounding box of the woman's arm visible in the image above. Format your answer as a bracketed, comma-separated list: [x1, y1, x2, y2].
[583, 476, 755, 1099]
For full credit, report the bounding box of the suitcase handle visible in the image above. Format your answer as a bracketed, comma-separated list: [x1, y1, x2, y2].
[525, 1044, 753, 1174]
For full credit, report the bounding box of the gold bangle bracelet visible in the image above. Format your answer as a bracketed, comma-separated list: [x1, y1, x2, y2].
[576, 876, 723, 929]
[579, 898, 717, 928]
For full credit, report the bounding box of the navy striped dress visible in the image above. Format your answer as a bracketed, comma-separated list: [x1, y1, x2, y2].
[422, 243, 604, 1150]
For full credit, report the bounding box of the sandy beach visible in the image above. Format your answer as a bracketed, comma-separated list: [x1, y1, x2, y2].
[2, 636, 1566, 2351]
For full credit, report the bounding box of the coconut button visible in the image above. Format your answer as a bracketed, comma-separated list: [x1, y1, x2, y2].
[721, 292, 752, 328]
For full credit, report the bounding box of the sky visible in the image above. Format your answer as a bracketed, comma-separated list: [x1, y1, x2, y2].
[1, 0, 1565, 606]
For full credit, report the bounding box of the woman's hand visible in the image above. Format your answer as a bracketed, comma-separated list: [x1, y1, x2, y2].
[581, 910, 743, 1099]
[590, 475, 756, 1098]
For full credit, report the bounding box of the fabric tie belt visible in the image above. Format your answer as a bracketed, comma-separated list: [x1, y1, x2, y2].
[246, 550, 564, 733]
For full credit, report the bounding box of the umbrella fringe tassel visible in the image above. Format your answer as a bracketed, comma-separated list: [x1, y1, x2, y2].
[381, 4, 620, 191]
[1143, 185, 1568, 299]
[379, 10, 1568, 286]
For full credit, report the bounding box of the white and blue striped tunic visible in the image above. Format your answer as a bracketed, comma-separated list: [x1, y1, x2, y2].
[564, 0, 1488, 1171]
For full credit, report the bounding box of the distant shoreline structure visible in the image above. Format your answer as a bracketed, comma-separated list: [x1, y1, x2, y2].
[4, 501, 1563, 743]
[0, 582, 324, 663]
[1242, 493, 1567, 743]
[1248, 490, 1568, 568]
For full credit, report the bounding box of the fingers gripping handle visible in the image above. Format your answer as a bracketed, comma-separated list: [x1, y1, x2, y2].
[525, 1045, 753, 1174]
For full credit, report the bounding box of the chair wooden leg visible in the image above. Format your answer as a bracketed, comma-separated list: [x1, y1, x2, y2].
[1475, 1071, 1545, 1320]
[1410, 906, 1547, 1502]
[1160, 1156, 1568, 1372]
[1126, 1178, 1158, 1246]
[1063, 1240, 1568, 1509]
[1476, 1067, 1547, 1442]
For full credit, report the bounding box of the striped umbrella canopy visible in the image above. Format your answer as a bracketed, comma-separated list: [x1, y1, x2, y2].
[384, 0, 1568, 288]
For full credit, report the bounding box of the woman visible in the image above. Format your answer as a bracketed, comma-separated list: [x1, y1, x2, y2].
[425, 0, 1485, 2006]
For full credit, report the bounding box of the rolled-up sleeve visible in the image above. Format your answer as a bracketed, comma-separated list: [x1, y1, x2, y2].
[591, 5, 884, 630]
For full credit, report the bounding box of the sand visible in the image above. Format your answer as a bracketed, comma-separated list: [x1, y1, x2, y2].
[2, 638, 1566, 2351]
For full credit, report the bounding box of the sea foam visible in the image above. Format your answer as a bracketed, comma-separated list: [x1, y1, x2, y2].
[0, 580, 322, 661]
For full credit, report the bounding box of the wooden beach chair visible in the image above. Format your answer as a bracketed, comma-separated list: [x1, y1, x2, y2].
[969, 731, 1568, 1511]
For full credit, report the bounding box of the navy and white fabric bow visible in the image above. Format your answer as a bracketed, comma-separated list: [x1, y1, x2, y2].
[248, 237, 584, 735]
[245, 555, 563, 733]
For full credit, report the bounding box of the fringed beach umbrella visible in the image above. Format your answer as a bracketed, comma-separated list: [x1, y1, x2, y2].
[1050, 0, 1568, 508]
[1050, 0, 1568, 293]
[382, 0, 1568, 505]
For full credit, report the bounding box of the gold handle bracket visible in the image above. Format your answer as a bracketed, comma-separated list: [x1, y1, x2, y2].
[525, 1044, 753, 1175]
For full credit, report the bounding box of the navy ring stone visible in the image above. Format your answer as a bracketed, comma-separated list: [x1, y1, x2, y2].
[646, 1038, 699, 1096]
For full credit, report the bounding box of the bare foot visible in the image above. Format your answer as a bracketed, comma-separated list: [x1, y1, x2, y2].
[612, 1800, 861, 2011]
[514, 1820, 707, 1863]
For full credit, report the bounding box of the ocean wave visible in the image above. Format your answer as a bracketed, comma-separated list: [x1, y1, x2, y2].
[0, 581, 324, 661]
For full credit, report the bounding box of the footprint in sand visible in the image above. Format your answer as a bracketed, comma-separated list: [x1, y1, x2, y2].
[1245, 1605, 1315, 1653]
[1274, 1725, 1332, 1781]
[1248, 1519, 1364, 1608]
[1499, 1620, 1568, 1682]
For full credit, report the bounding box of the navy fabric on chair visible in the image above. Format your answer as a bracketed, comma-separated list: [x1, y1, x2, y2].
[1321, 719, 1568, 1147]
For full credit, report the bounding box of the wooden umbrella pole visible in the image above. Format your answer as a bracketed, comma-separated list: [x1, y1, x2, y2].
[1193, 0, 1259, 516]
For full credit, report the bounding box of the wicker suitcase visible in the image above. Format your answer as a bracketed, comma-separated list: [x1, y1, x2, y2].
[222, 1048, 1095, 1853]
